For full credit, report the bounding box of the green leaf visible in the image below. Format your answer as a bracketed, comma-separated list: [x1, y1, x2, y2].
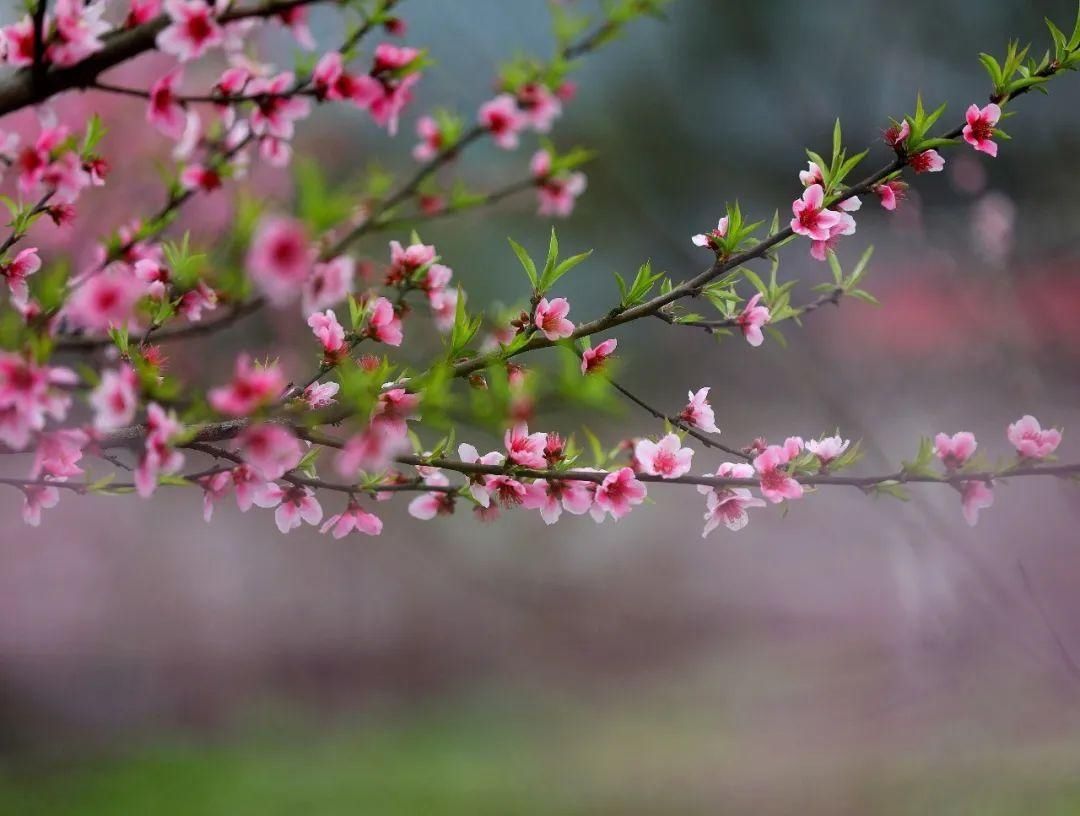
[541, 249, 591, 291]
[848, 288, 880, 305]
[827, 249, 844, 285]
[544, 228, 559, 278]
[508, 238, 538, 289]
[741, 268, 767, 296]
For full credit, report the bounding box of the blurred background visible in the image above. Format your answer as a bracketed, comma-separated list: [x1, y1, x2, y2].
[2, 1, 1080, 813]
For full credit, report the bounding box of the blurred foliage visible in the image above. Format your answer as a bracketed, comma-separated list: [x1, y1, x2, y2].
[2, 691, 1080, 815]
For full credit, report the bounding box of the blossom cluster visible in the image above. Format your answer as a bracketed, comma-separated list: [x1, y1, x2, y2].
[0, 0, 1075, 547]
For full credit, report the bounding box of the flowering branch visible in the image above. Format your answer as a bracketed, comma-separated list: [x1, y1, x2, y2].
[2, 0, 1078, 539]
[0, 0, 336, 116]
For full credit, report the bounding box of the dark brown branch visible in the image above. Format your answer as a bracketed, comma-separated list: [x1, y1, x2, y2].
[603, 375, 751, 460]
[659, 286, 845, 332]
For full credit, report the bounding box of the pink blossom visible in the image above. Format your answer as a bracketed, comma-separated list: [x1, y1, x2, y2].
[635, 433, 694, 479]
[178, 281, 218, 321]
[277, 5, 315, 50]
[679, 387, 721, 434]
[214, 65, 251, 97]
[31, 428, 88, 480]
[478, 94, 525, 149]
[883, 120, 911, 149]
[962, 103, 1001, 157]
[134, 403, 185, 497]
[428, 288, 457, 333]
[457, 442, 506, 508]
[307, 309, 347, 355]
[367, 46, 422, 134]
[249, 72, 310, 140]
[960, 480, 994, 526]
[581, 338, 617, 375]
[1, 247, 41, 307]
[302, 381, 340, 409]
[267, 485, 323, 534]
[934, 431, 977, 470]
[592, 467, 647, 521]
[875, 180, 907, 211]
[89, 365, 138, 432]
[791, 184, 843, 241]
[157, 0, 224, 62]
[173, 109, 202, 160]
[2, 17, 37, 68]
[422, 262, 453, 294]
[374, 388, 419, 432]
[530, 151, 588, 217]
[809, 198, 858, 261]
[179, 164, 222, 193]
[236, 423, 302, 481]
[537, 173, 587, 217]
[0, 354, 74, 449]
[368, 73, 420, 136]
[209, 355, 285, 416]
[23, 484, 60, 527]
[407, 471, 455, 519]
[486, 474, 527, 507]
[505, 422, 547, 468]
[413, 116, 444, 162]
[49, 0, 109, 66]
[516, 83, 562, 132]
[14, 125, 60, 195]
[691, 217, 729, 250]
[231, 463, 280, 512]
[783, 436, 805, 458]
[63, 270, 145, 333]
[909, 149, 945, 174]
[1006, 415, 1061, 460]
[366, 297, 403, 346]
[753, 444, 803, 503]
[799, 161, 824, 187]
[39, 149, 92, 204]
[389, 240, 436, 277]
[134, 259, 170, 300]
[533, 297, 574, 341]
[806, 435, 850, 467]
[373, 42, 421, 72]
[335, 420, 409, 477]
[313, 52, 379, 106]
[126, 0, 162, 28]
[697, 462, 765, 535]
[246, 216, 312, 306]
[522, 478, 593, 524]
[303, 256, 354, 314]
[321, 501, 383, 537]
[147, 69, 187, 139]
[736, 293, 770, 347]
[199, 471, 232, 522]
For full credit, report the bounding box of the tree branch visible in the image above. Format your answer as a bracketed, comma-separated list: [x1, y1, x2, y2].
[0, 0, 334, 117]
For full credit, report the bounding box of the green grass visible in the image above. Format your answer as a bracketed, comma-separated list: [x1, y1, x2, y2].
[0, 703, 586, 816]
[3, 686, 1080, 815]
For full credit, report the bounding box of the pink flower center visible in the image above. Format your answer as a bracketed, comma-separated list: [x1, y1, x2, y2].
[969, 118, 993, 142]
[271, 238, 302, 267]
[653, 450, 677, 475]
[94, 287, 119, 312]
[759, 467, 787, 492]
[487, 111, 512, 134]
[8, 364, 35, 392]
[797, 207, 822, 231]
[185, 13, 214, 44]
